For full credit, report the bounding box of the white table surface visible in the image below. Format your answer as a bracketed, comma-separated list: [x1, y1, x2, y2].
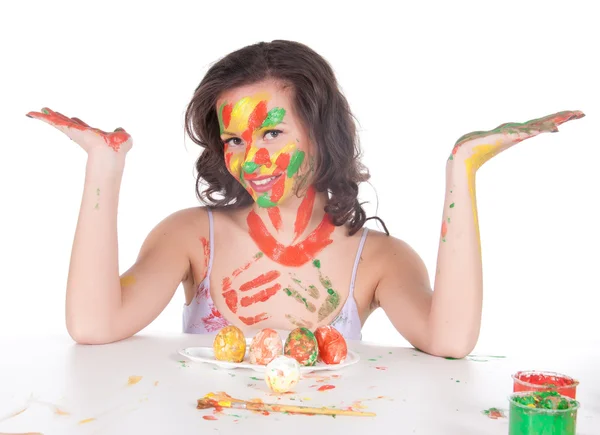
[0, 333, 597, 435]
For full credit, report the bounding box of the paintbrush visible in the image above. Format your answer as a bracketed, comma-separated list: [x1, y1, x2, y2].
[197, 392, 376, 417]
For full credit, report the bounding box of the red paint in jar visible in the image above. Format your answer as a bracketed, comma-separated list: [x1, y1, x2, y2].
[512, 370, 579, 399]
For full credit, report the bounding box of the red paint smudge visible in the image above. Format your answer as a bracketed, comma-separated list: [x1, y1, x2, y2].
[203, 414, 218, 420]
[262, 411, 270, 416]
[275, 152, 290, 170]
[441, 220, 448, 238]
[317, 384, 336, 392]
[240, 284, 281, 307]
[225, 151, 233, 169]
[247, 212, 335, 267]
[270, 175, 286, 203]
[222, 104, 233, 129]
[375, 366, 388, 371]
[248, 101, 268, 131]
[240, 270, 281, 291]
[222, 289, 238, 313]
[268, 207, 283, 232]
[254, 148, 271, 165]
[293, 186, 316, 241]
[240, 313, 270, 325]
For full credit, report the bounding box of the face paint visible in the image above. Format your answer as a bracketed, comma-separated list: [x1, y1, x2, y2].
[247, 211, 334, 267]
[218, 94, 307, 208]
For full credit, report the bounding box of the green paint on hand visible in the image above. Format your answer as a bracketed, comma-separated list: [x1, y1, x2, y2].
[257, 194, 277, 208]
[287, 150, 305, 178]
[260, 107, 286, 129]
[243, 161, 260, 174]
[449, 203, 455, 208]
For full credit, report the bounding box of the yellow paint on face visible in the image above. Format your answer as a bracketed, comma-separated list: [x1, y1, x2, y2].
[463, 141, 501, 252]
[227, 93, 270, 133]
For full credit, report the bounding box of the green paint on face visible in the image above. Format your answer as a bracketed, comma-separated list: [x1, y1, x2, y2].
[313, 259, 321, 269]
[287, 150, 305, 178]
[243, 161, 260, 174]
[449, 203, 455, 208]
[218, 102, 226, 134]
[260, 107, 286, 129]
[257, 194, 277, 208]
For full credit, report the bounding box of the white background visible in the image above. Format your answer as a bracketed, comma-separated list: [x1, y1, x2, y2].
[1, 0, 598, 354]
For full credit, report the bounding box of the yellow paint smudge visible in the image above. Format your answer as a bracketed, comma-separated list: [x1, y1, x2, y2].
[55, 408, 70, 416]
[78, 417, 96, 424]
[154, 381, 159, 386]
[127, 375, 143, 386]
[120, 275, 136, 287]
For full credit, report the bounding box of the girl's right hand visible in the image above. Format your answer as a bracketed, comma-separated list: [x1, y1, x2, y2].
[26, 107, 132, 155]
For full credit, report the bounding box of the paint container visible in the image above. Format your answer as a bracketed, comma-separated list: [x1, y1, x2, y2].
[508, 392, 579, 435]
[512, 371, 578, 399]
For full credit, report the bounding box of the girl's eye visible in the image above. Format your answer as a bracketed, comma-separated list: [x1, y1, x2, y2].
[264, 130, 282, 140]
[224, 137, 243, 147]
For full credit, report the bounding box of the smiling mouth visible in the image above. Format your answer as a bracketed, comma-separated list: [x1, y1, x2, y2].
[247, 174, 282, 193]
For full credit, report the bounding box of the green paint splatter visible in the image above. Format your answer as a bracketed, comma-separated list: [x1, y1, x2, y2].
[449, 203, 455, 208]
[448, 154, 454, 161]
[368, 358, 377, 362]
[260, 107, 285, 129]
[313, 259, 321, 269]
[254, 252, 264, 259]
[242, 161, 260, 174]
[218, 102, 226, 134]
[447, 217, 451, 222]
[284, 288, 316, 313]
[388, 351, 392, 354]
[257, 194, 277, 208]
[287, 150, 305, 178]
[250, 376, 260, 381]
[178, 360, 189, 368]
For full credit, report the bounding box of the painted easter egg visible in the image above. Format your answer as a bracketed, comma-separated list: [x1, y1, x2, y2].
[213, 325, 246, 363]
[265, 355, 301, 393]
[284, 327, 319, 366]
[314, 325, 348, 364]
[249, 328, 283, 365]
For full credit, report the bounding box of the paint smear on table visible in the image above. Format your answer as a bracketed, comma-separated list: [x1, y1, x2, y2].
[482, 408, 506, 419]
[127, 376, 143, 386]
[0, 432, 43, 435]
[79, 418, 96, 425]
[375, 366, 387, 370]
[154, 381, 159, 386]
[317, 384, 335, 392]
[179, 360, 189, 368]
[203, 415, 218, 420]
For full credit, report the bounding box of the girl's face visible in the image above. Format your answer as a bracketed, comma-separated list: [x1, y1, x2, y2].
[217, 81, 312, 208]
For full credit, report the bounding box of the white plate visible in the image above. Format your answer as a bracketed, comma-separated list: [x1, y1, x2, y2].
[178, 346, 360, 374]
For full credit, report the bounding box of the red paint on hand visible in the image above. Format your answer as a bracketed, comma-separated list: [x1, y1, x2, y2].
[239, 313, 270, 326]
[240, 284, 282, 307]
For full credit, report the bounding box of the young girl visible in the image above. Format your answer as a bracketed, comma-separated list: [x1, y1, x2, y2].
[26, 40, 583, 357]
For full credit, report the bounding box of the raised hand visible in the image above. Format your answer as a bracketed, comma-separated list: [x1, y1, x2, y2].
[26, 107, 132, 155]
[449, 110, 585, 172]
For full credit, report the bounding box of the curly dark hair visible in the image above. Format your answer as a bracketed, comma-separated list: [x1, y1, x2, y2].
[184, 40, 377, 236]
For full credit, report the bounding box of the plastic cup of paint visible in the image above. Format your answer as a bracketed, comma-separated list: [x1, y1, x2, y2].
[512, 370, 579, 399]
[508, 392, 579, 435]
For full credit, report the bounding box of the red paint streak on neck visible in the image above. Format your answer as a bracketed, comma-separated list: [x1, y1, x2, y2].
[268, 207, 283, 231]
[293, 186, 316, 242]
[239, 270, 281, 291]
[317, 384, 336, 391]
[240, 284, 282, 307]
[247, 211, 335, 267]
[239, 312, 270, 326]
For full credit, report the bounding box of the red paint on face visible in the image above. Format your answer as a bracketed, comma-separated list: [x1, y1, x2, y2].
[240, 284, 281, 307]
[275, 153, 290, 170]
[270, 176, 286, 203]
[247, 211, 335, 267]
[239, 271, 281, 292]
[293, 186, 316, 242]
[268, 207, 283, 231]
[225, 152, 233, 168]
[222, 104, 233, 129]
[317, 384, 336, 392]
[239, 313, 270, 326]
[254, 148, 271, 165]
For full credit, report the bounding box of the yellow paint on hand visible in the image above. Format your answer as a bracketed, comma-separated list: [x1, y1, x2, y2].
[78, 418, 96, 424]
[119, 275, 136, 287]
[127, 375, 143, 386]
